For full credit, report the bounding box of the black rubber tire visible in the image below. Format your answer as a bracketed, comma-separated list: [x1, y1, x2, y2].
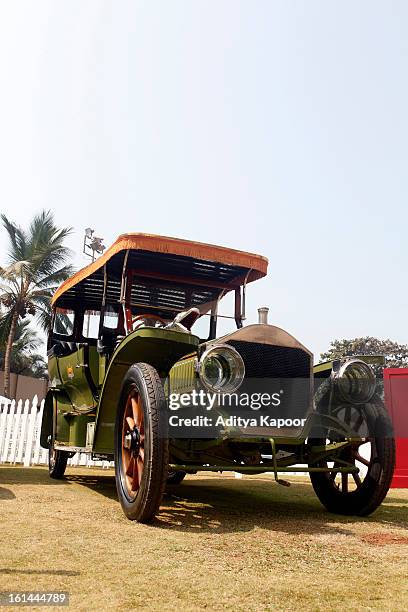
[166, 470, 186, 485]
[48, 439, 69, 479]
[48, 397, 69, 479]
[114, 362, 169, 522]
[310, 399, 395, 516]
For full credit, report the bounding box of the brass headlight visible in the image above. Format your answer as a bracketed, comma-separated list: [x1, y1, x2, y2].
[197, 344, 245, 393]
[334, 359, 376, 404]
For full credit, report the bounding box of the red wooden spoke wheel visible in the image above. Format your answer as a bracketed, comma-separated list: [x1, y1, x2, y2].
[121, 391, 145, 498]
[114, 362, 169, 522]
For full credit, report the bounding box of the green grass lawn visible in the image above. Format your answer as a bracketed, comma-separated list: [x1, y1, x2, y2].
[0, 466, 407, 611]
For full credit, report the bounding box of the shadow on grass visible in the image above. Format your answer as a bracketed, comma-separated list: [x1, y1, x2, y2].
[383, 495, 408, 504]
[155, 479, 347, 534]
[0, 468, 68, 486]
[4, 468, 407, 536]
[66, 474, 118, 501]
[0, 486, 15, 500]
[0, 568, 80, 576]
[155, 478, 408, 534]
[0, 467, 118, 500]
[70, 473, 408, 534]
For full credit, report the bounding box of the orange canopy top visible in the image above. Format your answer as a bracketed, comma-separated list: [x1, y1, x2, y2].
[52, 233, 268, 307]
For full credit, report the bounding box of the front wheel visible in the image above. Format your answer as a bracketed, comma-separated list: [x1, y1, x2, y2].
[114, 363, 169, 522]
[309, 399, 395, 516]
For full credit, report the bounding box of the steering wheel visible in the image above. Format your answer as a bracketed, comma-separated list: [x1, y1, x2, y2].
[132, 314, 166, 330]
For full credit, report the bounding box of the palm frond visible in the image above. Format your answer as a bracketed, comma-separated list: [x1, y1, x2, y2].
[31, 247, 74, 279]
[0, 214, 27, 263]
[32, 264, 75, 290]
[12, 320, 43, 353]
[0, 261, 30, 279]
[25, 211, 73, 278]
[32, 302, 53, 333]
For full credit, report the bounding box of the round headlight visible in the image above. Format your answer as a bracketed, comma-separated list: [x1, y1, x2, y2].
[197, 344, 245, 393]
[334, 359, 376, 404]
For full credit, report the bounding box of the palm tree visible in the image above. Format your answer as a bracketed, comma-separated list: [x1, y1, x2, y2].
[0, 319, 47, 379]
[0, 210, 73, 397]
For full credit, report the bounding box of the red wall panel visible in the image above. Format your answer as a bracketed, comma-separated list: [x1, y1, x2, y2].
[383, 368, 408, 488]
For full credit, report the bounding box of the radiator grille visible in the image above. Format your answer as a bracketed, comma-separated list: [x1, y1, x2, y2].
[226, 340, 311, 379]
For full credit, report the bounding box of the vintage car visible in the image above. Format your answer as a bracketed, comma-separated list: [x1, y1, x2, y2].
[40, 233, 395, 522]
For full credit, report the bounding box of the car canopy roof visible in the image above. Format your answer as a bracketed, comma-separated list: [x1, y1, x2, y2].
[52, 233, 268, 316]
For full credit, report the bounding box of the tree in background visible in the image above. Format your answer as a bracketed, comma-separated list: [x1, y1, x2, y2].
[0, 211, 73, 396]
[320, 336, 408, 378]
[0, 320, 47, 379]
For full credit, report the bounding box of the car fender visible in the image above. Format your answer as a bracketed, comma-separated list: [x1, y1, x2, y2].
[92, 327, 199, 455]
[40, 390, 55, 449]
[40, 389, 75, 449]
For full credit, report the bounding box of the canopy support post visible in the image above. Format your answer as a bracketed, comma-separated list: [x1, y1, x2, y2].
[234, 287, 243, 329]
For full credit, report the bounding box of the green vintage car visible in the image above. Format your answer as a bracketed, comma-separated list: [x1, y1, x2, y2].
[40, 233, 395, 522]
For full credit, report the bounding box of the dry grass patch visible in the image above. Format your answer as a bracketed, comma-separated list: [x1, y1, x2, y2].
[0, 466, 407, 611]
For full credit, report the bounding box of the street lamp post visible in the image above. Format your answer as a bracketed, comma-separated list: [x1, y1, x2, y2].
[83, 228, 105, 336]
[83, 227, 106, 262]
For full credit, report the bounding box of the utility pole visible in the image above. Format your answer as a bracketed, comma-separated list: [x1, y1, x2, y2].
[83, 228, 105, 336]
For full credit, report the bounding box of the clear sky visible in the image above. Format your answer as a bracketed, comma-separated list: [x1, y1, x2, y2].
[0, 1, 406, 360]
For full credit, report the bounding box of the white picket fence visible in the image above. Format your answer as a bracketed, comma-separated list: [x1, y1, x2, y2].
[0, 397, 112, 468]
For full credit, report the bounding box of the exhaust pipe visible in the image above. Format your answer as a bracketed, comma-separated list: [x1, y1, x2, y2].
[258, 307, 269, 325]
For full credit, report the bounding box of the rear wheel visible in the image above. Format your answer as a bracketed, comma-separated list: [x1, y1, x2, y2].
[167, 470, 186, 485]
[48, 438, 69, 479]
[310, 399, 395, 516]
[114, 363, 169, 522]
